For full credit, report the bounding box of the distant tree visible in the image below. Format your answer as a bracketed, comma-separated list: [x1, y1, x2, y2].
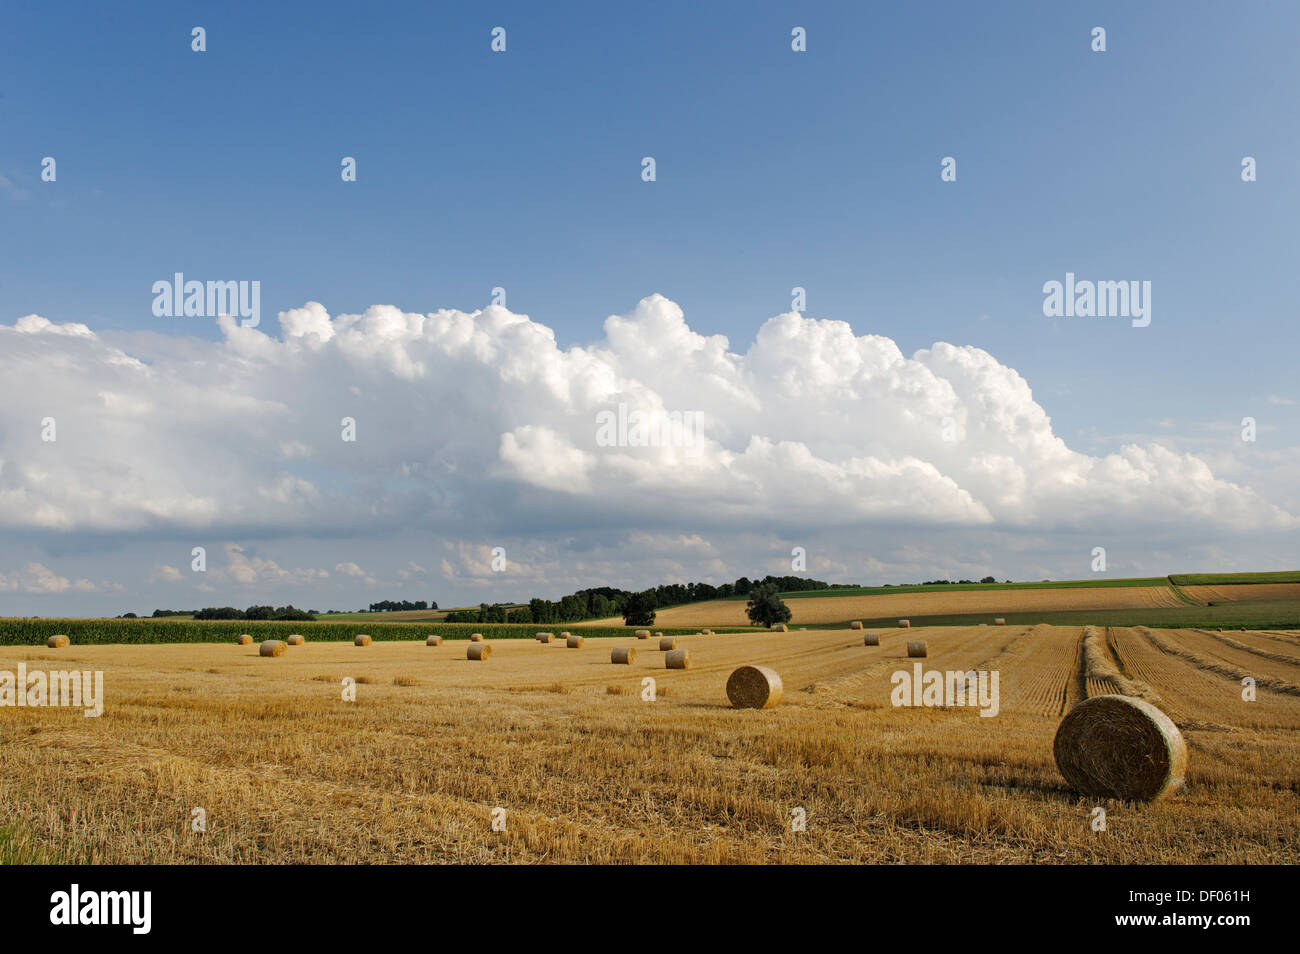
[194, 606, 245, 620]
[479, 603, 507, 623]
[589, 593, 612, 618]
[559, 594, 587, 621]
[122, 612, 138, 618]
[272, 605, 315, 621]
[980, 576, 996, 584]
[506, 606, 532, 623]
[734, 576, 753, 595]
[622, 590, 657, 627]
[746, 583, 792, 628]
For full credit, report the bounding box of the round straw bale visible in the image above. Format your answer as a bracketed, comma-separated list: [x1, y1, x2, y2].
[470, 633, 483, 642]
[770, 622, 788, 632]
[702, 628, 713, 635]
[726, 665, 783, 709]
[237, 634, 253, 645]
[658, 636, 678, 651]
[259, 640, 287, 657]
[906, 640, 927, 657]
[1053, 694, 1187, 801]
[611, 646, 636, 664]
[863, 632, 880, 646]
[994, 618, 1006, 625]
[560, 631, 571, 638]
[654, 632, 663, 638]
[286, 634, 304, 645]
[635, 629, 650, 639]
[536, 632, 552, 643]
[898, 619, 911, 628]
[467, 642, 491, 660]
[566, 634, 584, 648]
[426, 634, 442, 646]
[46, 634, 69, 648]
[665, 649, 691, 669]
[849, 621, 863, 630]
[354, 634, 372, 646]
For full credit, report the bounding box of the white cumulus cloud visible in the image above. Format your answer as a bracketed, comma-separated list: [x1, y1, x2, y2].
[0, 294, 1292, 566]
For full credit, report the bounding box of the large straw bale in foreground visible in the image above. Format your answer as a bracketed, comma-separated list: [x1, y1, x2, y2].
[863, 632, 880, 646]
[665, 649, 691, 669]
[726, 665, 783, 709]
[47, 634, 69, 648]
[611, 646, 636, 664]
[1054, 694, 1187, 801]
[658, 636, 678, 651]
[259, 640, 287, 657]
[906, 640, 927, 657]
[467, 642, 491, 661]
[354, 634, 372, 646]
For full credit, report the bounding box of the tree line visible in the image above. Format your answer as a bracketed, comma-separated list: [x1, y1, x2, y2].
[189, 605, 317, 621]
[366, 600, 436, 612]
[440, 575, 841, 627]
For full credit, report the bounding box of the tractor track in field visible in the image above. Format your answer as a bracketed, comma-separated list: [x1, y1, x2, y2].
[1137, 627, 1300, 697]
[1194, 629, 1300, 665]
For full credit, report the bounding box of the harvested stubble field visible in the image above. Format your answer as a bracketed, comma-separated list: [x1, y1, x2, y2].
[584, 585, 1191, 629]
[1179, 583, 1300, 604]
[1, 624, 1297, 864]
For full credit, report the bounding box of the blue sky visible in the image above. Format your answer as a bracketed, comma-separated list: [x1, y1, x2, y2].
[1, 2, 1297, 613]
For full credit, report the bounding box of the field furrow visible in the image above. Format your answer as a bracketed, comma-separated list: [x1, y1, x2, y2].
[997, 626, 1082, 716]
[1111, 627, 1300, 728]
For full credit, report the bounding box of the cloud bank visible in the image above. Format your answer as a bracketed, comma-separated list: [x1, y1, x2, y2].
[1, 295, 1288, 545]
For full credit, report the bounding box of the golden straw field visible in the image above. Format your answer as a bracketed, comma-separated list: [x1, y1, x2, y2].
[1180, 583, 1300, 604]
[1, 625, 1297, 864]
[581, 585, 1191, 628]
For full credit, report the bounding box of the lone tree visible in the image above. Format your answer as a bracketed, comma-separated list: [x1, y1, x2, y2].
[746, 583, 792, 628]
[622, 589, 657, 627]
